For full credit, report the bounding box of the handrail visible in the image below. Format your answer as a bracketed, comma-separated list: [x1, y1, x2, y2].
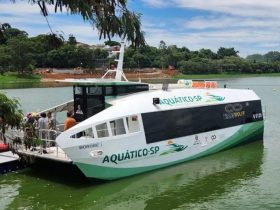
[8, 128, 70, 161]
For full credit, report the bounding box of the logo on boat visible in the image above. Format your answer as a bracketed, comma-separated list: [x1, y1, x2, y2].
[102, 146, 160, 165]
[205, 92, 225, 103]
[223, 103, 245, 120]
[160, 140, 188, 156]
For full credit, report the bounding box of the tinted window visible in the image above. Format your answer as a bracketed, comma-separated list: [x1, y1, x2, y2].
[142, 100, 263, 144]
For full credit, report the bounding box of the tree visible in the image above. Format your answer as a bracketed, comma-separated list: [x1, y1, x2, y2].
[25, 0, 145, 47]
[246, 54, 264, 62]
[7, 37, 36, 74]
[104, 40, 120, 46]
[199, 48, 217, 59]
[0, 26, 28, 45]
[0, 23, 11, 44]
[217, 47, 239, 59]
[0, 93, 23, 144]
[0, 45, 11, 73]
[264, 51, 280, 62]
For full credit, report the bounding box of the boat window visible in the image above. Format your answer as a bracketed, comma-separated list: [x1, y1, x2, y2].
[87, 87, 102, 95]
[142, 100, 263, 144]
[71, 127, 94, 139]
[105, 87, 113, 95]
[110, 118, 126, 136]
[126, 115, 140, 133]
[96, 123, 109, 138]
[75, 86, 83, 95]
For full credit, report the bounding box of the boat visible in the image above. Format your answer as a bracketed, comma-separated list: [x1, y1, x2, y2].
[9, 42, 264, 180]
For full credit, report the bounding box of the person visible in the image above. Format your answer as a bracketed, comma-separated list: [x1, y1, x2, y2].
[47, 111, 56, 130]
[64, 111, 76, 131]
[75, 104, 84, 122]
[76, 105, 83, 115]
[47, 111, 56, 141]
[38, 112, 48, 153]
[26, 113, 35, 125]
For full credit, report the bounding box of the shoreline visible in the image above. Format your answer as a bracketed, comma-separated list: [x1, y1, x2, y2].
[1, 71, 280, 89]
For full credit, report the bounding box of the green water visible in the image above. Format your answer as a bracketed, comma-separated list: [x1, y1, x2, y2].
[1, 77, 280, 210]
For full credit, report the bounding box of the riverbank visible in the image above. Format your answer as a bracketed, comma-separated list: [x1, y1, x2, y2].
[0, 73, 41, 83]
[2, 71, 280, 89]
[174, 72, 280, 79]
[0, 73, 42, 89]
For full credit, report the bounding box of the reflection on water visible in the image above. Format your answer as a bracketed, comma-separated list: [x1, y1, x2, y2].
[0, 141, 263, 210]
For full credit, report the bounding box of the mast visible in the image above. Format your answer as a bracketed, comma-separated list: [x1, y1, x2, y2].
[101, 41, 128, 81]
[115, 42, 125, 81]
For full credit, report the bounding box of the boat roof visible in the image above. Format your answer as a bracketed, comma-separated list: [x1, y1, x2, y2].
[56, 78, 147, 86]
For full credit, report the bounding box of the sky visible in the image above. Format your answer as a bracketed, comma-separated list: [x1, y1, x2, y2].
[1, 0, 280, 57]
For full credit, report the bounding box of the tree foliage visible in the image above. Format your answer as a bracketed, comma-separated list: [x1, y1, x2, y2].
[0, 92, 23, 143]
[1, 24, 280, 75]
[23, 0, 145, 47]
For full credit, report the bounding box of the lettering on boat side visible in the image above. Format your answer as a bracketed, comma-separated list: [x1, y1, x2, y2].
[159, 95, 202, 106]
[223, 111, 245, 120]
[79, 143, 102, 150]
[102, 146, 160, 164]
[253, 113, 262, 119]
[159, 93, 226, 106]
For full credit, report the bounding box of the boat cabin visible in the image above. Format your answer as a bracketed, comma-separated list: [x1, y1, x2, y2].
[73, 81, 149, 122]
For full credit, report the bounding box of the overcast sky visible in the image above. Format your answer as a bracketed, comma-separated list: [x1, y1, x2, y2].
[1, 0, 280, 57]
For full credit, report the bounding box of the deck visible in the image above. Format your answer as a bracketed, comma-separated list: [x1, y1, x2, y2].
[0, 151, 20, 174]
[15, 146, 72, 164]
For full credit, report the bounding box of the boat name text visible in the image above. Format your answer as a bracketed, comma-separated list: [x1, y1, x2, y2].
[160, 95, 202, 106]
[102, 146, 160, 164]
[79, 143, 102, 150]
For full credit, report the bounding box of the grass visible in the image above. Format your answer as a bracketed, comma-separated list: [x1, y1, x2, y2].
[0, 73, 41, 84]
[174, 72, 280, 79]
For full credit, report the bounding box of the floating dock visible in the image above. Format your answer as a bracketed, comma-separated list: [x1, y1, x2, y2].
[16, 146, 72, 164]
[0, 151, 20, 174]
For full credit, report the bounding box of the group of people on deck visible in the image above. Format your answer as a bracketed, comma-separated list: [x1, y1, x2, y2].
[23, 110, 76, 153]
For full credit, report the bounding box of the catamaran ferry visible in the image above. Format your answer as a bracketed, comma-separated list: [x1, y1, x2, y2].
[9, 43, 264, 180]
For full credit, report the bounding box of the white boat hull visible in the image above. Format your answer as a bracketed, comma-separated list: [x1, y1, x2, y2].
[61, 121, 263, 180]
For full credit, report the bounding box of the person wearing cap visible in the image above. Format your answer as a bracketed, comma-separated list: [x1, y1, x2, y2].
[64, 111, 76, 131]
[26, 112, 35, 125]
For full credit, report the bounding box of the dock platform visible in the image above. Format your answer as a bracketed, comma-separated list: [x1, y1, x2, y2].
[15, 146, 72, 164]
[0, 151, 20, 174]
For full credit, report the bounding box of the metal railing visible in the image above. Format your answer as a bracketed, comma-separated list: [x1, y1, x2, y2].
[7, 128, 70, 161]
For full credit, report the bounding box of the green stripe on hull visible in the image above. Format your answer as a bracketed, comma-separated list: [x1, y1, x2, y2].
[76, 121, 264, 180]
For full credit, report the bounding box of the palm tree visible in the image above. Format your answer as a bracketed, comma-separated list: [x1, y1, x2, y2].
[28, 0, 145, 47]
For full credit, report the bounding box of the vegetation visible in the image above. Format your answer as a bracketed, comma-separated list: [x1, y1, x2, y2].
[6, 0, 145, 47]
[1, 23, 280, 76]
[0, 24, 110, 73]
[0, 73, 41, 83]
[123, 41, 280, 74]
[0, 92, 23, 143]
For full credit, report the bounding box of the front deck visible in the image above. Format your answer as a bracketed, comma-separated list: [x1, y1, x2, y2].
[16, 145, 72, 163]
[6, 129, 72, 164]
